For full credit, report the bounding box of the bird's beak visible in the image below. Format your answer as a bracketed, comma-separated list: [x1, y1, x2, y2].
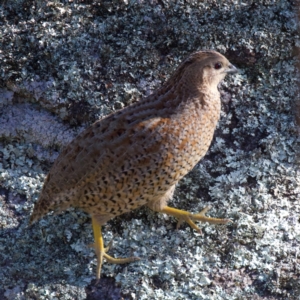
[226, 64, 238, 74]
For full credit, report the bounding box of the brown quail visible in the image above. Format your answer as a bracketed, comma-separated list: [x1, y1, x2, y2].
[30, 50, 238, 279]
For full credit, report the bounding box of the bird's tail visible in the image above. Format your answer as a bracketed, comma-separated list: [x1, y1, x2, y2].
[29, 190, 76, 225]
[29, 197, 49, 225]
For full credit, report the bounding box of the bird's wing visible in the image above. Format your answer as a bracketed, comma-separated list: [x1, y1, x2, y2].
[38, 112, 172, 202]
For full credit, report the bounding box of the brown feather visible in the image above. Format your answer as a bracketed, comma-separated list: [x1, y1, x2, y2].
[30, 50, 235, 225]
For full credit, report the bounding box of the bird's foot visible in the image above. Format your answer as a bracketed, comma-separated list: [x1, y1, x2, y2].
[92, 217, 140, 280]
[161, 205, 231, 233]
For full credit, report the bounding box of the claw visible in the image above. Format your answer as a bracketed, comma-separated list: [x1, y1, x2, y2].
[161, 205, 230, 233]
[104, 235, 115, 252]
[92, 217, 140, 279]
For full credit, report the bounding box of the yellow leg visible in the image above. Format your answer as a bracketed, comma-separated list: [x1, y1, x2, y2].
[92, 217, 140, 279]
[160, 205, 231, 233]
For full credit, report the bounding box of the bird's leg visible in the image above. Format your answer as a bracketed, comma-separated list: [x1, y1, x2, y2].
[160, 206, 231, 233]
[92, 217, 140, 279]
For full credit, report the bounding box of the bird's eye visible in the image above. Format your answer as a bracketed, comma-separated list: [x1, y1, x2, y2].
[214, 62, 223, 70]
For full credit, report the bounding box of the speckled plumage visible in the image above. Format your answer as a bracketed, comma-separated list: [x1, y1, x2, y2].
[30, 50, 237, 279]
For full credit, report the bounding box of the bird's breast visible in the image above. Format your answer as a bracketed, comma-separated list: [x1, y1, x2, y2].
[161, 95, 221, 181]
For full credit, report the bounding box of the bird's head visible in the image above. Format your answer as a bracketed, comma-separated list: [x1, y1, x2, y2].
[176, 50, 238, 92]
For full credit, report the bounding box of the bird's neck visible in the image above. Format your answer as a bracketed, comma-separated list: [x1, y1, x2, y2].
[153, 79, 220, 114]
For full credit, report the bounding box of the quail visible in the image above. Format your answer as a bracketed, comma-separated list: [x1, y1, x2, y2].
[30, 50, 238, 279]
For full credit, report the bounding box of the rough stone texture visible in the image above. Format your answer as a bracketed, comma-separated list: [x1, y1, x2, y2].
[0, 1, 299, 299]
